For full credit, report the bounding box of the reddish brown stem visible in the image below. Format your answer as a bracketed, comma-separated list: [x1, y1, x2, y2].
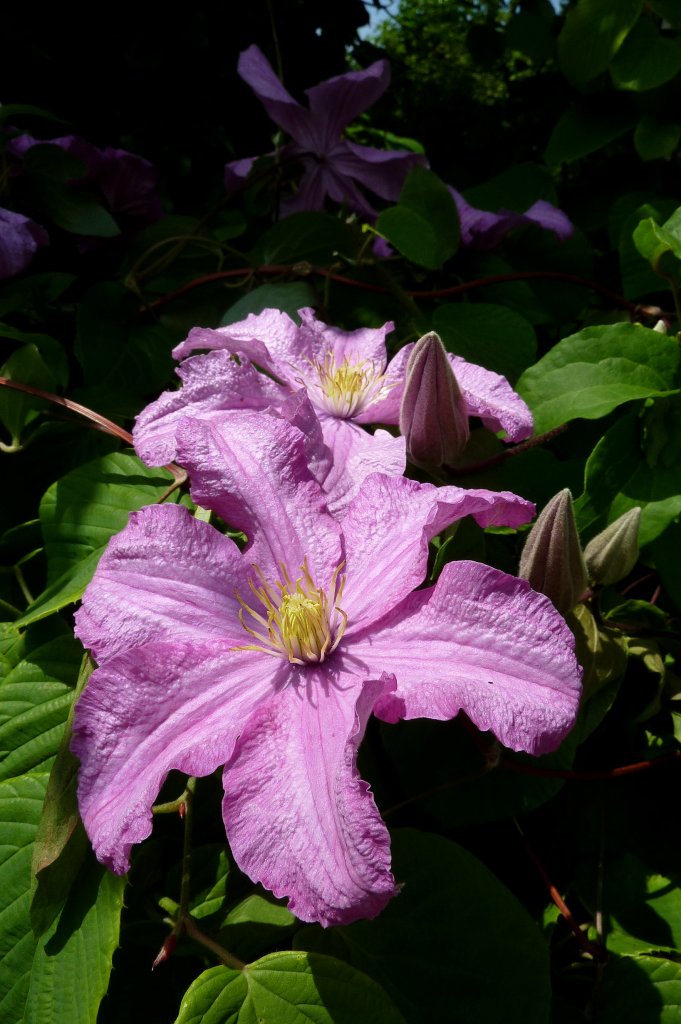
[514, 820, 606, 961]
[502, 749, 681, 781]
[446, 423, 571, 477]
[142, 264, 655, 316]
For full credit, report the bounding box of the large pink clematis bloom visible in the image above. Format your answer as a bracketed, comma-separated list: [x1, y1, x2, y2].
[74, 410, 582, 927]
[134, 307, 533, 511]
[224, 45, 424, 218]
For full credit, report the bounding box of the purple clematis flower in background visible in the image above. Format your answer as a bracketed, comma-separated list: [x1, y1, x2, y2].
[0, 207, 49, 279]
[134, 307, 533, 511]
[449, 188, 573, 251]
[224, 45, 424, 218]
[73, 409, 581, 926]
[7, 132, 163, 225]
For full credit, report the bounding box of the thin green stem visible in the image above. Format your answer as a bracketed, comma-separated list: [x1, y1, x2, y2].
[183, 914, 246, 971]
[13, 563, 34, 606]
[178, 776, 196, 923]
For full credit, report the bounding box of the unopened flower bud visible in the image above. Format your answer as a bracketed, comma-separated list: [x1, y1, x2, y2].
[518, 489, 587, 614]
[652, 319, 668, 334]
[399, 332, 470, 467]
[583, 507, 641, 585]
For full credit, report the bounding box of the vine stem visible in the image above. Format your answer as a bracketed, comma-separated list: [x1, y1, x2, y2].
[141, 264, 658, 316]
[513, 819, 606, 962]
[0, 376, 186, 490]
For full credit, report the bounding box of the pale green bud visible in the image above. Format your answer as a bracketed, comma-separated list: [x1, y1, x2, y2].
[399, 331, 470, 468]
[583, 507, 641, 585]
[518, 489, 587, 614]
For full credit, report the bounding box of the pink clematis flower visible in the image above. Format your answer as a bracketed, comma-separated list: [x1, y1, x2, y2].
[73, 410, 582, 927]
[134, 307, 533, 511]
[224, 45, 424, 218]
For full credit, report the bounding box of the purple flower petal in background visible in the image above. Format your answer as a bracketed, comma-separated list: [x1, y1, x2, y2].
[7, 131, 162, 225]
[0, 207, 49, 279]
[224, 44, 424, 218]
[449, 188, 573, 250]
[134, 307, 533, 501]
[73, 409, 581, 926]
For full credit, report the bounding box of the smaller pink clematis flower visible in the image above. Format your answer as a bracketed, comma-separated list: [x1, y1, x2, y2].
[134, 308, 533, 512]
[449, 188, 573, 251]
[224, 44, 424, 218]
[73, 410, 581, 927]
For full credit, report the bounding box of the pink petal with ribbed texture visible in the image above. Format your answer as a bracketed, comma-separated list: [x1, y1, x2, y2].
[340, 474, 534, 632]
[133, 350, 285, 466]
[318, 415, 406, 515]
[237, 45, 316, 148]
[279, 389, 333, 490]
[73, 639, 284, 874]
[449, 354, 534, 442]
[354, 560, 582, 755]
[172, 308, 300, 369]
[74, 504, 249, 665]
[298, 307, 394, 368]
[175, 414, 343, 587]
[354, 343, 413, 425]
[222, 664, 397, 925]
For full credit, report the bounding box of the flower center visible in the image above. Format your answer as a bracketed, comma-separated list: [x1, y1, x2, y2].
[308, 353, 392, 418]
[234, 560, 348, 665]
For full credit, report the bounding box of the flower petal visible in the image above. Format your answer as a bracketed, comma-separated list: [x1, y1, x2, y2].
[523, 199, 574, 243]
[0, 208, 48, 279]
[172, 308, 300, 371]
[318, 415, 406, 515]
[133, 350, 285, 466]
[298, 307, 394, 368]
[75, 504, 249, 664]
[73, 639, 284, 874]
[354, 343, 413, 425]
[449, 354, 534, 442]
[353, 560, 582, 755]
[221, 664, 397, 925]
[175, 413, 343, 586]
[333, 140, 425, 203]
[237, 45, 315, 147]
[340, 474, 535, 632]
[305, 60, 391, 150]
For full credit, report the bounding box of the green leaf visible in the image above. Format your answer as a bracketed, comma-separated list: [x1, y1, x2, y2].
[610, 17, 681, 91]
[598, 955, 681, 1022]
[0, 273, 75, 319]
[463, 162, 559, 214]
[0, 773, 47, 1023]
[23, 144, 120, 237]
[545, 102, 635, 164]
[648, 0, 681, 27]
[296, 830, 551, 1024]
[0, 633, 81, 781]
[23, 855, 126, 1024]
[576, 407, 681, 545]
[557, 0, 643, 85]
[75, 282, 176, 416]
[433, 302, 537, 384]
[633, 214, 681, 277]
[0, 323, 69, 388]
[376, 166, 459, 269]
[516, 322, 680, 434]
[251, 212, 356, 265]
[39, 450, 177, 584]
[219, 282, 317, 327]
[598, 854, 681, 954]
[30, 654, 93, 937]
[0, 345, 58, 444]
[615, 198, 679, 297]
[505, 11, 555, 61]
[634, 119, 681, 161]
[176, 951, 407, 1024]
[14, 548, 105, 628]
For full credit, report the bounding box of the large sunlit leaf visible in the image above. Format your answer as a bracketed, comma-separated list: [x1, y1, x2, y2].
[0, 773, 47, 1023]
[598, 955, 681, 1022]
[38, 450, 177, 584]
[176, 951, 407, 1024]
[296, 830, 551, 1024]
[516, 323, 680, 434]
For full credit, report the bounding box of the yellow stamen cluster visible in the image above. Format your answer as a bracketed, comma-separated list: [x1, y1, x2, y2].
[309, 352, 392, 418]
[234, 560, 348, 665]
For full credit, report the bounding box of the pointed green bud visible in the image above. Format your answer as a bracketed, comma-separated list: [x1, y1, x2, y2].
[518, 489, 587, 614]
[583, 507, 641, 585]
[399, 331, 470, 468]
